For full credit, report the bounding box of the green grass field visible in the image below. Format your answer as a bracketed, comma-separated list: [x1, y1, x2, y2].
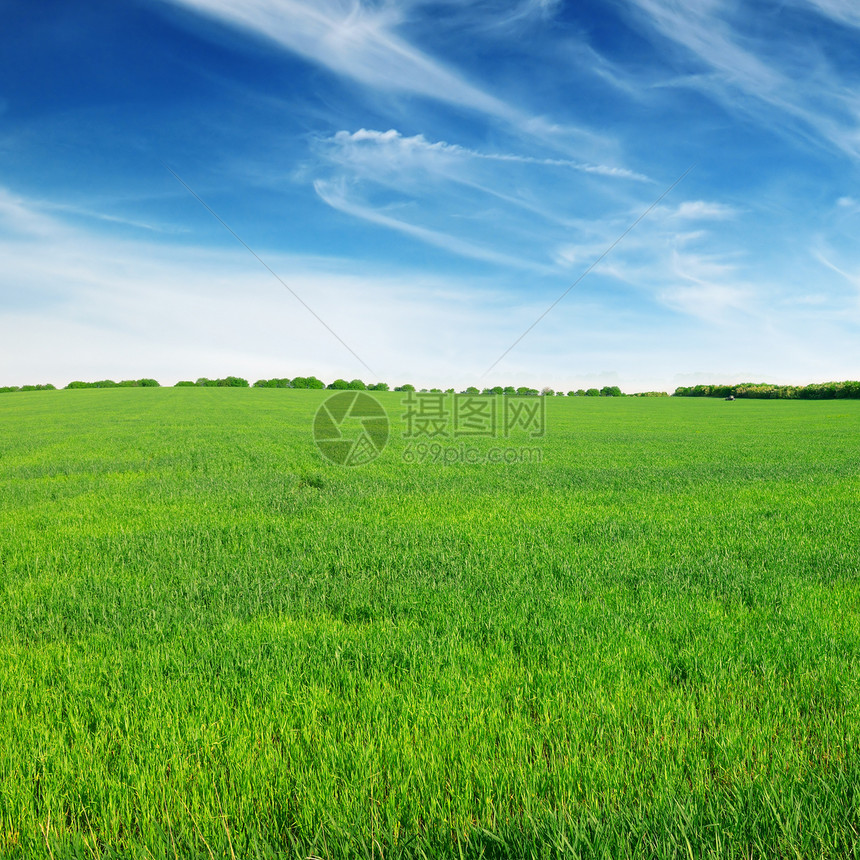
[1, 389, 859, 858]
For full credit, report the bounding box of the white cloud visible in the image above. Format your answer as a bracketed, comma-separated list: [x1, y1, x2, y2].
[623, 0, 860, 159]
[655, 247, 754, 321]
[3, 186, 859, 392]
[160, 0, 524, 126]
[326, 128, 652, 182]
[0, 188, 67, 238]
[658, 282, 749, 320]
[0, 186, 563, 388]
[312, 128, 656, 266]
[313, 177, 554, 272]
[672, 200, 739, 220]
[37, 202, 182, 234]
[800, 0, 860, 29]
[814, 248, 860, 291]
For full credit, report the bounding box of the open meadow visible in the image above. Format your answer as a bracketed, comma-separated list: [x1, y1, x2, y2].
[0, 389, 858, 858]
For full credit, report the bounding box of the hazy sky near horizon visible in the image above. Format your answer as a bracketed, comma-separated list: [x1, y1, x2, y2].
[2, 0, 859, 390]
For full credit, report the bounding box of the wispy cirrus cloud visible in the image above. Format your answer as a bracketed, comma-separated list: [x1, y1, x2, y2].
[312, 177, 554, 272]
[623, 0, 860, 158]
[0, 185, 538, 386]
[0, 188, 65, 238]
[160, 0, 539, 131]
[799, 0, 860, 28]
[657, 249, 753, 320]
[312, 127, 665, 267]
[671, 200, 740, 220]
[814, 247, 860, 292]
[325, 129, 652, 182]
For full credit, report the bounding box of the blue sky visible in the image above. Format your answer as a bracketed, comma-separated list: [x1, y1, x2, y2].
[2, 0, 859, 390]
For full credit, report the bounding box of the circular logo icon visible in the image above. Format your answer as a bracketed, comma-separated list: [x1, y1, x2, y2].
[313, 392, 389, 466]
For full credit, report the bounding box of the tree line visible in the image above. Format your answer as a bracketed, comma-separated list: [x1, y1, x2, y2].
[673, 381, 860, 399]
[0, 379, 159, 393]
[6, 376, 859, 399]
[0, 377, 638, 396]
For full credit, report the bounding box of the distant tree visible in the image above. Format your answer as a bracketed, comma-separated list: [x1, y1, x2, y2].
[255, 378, 292, 388]
[20, 384, 56, 391]
[516, 386, 538, 396]
[175, 381, 195, 387]
[556, 391, 565, 396]
[66, 380, 118, 389]
[503, 386, 516, 396]
[575, 389, 586, 397]
[0, 386, 20, 393]
[429, 388, 442, 393]
[600, 385, 623, 397]
[305, 376, 325, 390]
[348, 379, 367, 390]
[327, 379, 350, 390]
[291, 376, 309, 389]
[585, 388, 600, 397]
[540, 387, 554, 397]
[367, 382, 390, 391]
[193, 376, 248, 387]
[445, 388, 455, 394]
[566, 391, 576, 396]
[463, 386, 480, 394]
[395, 384, 416, 392]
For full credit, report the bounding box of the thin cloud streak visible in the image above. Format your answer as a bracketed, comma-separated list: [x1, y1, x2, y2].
[327, 129, 653, 182]
[313, 178, 555, 273]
